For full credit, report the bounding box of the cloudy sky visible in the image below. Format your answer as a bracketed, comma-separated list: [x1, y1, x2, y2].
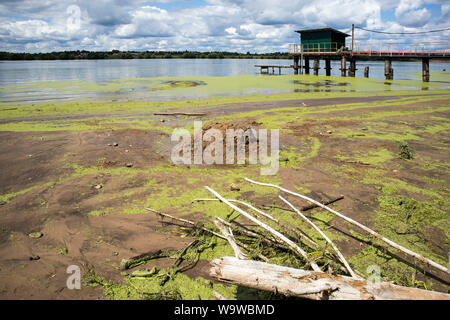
[0, 0, 449, 53]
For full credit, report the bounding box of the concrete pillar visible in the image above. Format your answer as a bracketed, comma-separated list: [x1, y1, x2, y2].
[348, 59, 356, 77]
[293, 56, 299, 75]
[384, 59, 393, 80]
[364, 66, 369, 78]
[340, 56, 347, 77]
[313, 58, 320, 75]
[325, 59, 331, 76]
[304, 57, 310, 75]
[422, 58, 430, 82]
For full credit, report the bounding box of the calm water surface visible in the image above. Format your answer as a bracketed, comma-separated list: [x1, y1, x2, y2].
[0, 59, 449, 102]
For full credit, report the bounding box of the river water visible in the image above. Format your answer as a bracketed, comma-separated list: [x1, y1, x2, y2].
[0, 59, 449, 102]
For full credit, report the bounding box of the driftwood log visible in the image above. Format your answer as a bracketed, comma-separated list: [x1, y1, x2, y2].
[210, 256, 450, 300]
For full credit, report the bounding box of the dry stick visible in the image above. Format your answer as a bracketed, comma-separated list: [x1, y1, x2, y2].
[261, 195, 344, 213]
[279, 195, 359, 279]
[173, 240, 199, 267]
[144, 207, 269, 262]
[154, 112, 206, 116]
[213, 290, 228, 300]
[244, 178, 450, 275]
[204, 186, 322, 273]
[145, 207, 225, 239]
[195, 198, 318, 248]
[300, 195, 344, 212]
[195, 198, 278, 222]
[216, 217, 289, 251]
[214, 219, 248, 260]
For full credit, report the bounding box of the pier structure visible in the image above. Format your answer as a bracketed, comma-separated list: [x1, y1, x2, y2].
[288, 27, 449, 82]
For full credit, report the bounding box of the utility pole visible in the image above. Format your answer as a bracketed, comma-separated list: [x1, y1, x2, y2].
[352, 24, 354, 56]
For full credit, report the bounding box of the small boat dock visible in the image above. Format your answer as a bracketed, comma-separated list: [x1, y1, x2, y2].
[254, 64, 294, 75]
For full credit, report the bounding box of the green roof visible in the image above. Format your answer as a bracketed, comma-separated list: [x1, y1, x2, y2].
[294, 28, 350, 37]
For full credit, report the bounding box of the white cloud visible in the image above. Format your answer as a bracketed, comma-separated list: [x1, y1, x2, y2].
[398, 7, 432, 27]
[0, 0, 448, 53]
[395, 0, 423, 17]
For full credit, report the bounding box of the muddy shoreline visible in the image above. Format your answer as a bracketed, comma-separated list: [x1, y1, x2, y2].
[0, 89, 449, 299]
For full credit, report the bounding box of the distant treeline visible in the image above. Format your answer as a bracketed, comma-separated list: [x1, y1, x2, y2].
[0, 50, 290, 61]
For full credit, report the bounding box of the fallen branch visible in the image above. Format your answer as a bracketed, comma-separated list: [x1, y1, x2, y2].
[204, 186, 322, 272]
[214, 219, 248, 260]
[279, 196, 359, 279]
[145, 207, 269, 262]
[244, 178, 450, 275]
[340, 160, 371, 165]
[195, 198, 278, 222]
[216, 217, 288, 251]
[213, 290, 227, 300]
[154, 112, 206, 116]
[173, 240, 199, 268]
[195, 198, 318, 248]
[210, 256, 450, 300]
[261, 195, 344, 212]
[121, 249, 172, 270]
[300, 195, 344, 212]
[145, 207, 226, 239]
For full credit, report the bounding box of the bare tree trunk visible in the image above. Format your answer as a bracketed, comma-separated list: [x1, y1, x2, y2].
[210, 257, 450, 300]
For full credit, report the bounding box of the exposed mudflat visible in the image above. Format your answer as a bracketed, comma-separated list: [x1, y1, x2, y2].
[0, 88, 449, 299]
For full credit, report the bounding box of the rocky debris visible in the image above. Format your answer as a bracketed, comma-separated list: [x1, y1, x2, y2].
[230, 183, 240, 191]
[113, 143, 119, 147]
[125, 163, 133, 168]
[29, 256, 40, 261]
[94, 184, 102, 190]
[28, 232, 43, 239]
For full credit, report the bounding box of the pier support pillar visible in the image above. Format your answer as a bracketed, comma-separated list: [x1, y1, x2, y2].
[384, 59, 393, 80]
[325, 59, 331, 76]
[422, 58, 430, 82]
[304, 57, 310, 75]
[364, 66, 369, 78]
[313, 58, 320, 75]
[340, 56, 347, 77]
[348, 59, 356, 77]
[293, 56, 299, 75]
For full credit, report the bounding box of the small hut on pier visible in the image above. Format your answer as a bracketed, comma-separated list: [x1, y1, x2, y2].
[295, 28, 349, 53]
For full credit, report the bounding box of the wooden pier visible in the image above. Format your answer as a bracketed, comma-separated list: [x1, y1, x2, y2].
[290, 51, 448, 82]
[255, 64, 293, 75]
[288, 27, 449, 82]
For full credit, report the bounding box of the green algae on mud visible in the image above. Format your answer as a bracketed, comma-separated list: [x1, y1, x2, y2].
[1, 74, 450, 121]
[1, 73, 449, 299]
[1, 74, 448, 97]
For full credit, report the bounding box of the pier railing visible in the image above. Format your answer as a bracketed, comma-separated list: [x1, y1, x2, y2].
[351, 41, 448, 56]
[289, 42, 448, 56]
[289, 43, 342, 54]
